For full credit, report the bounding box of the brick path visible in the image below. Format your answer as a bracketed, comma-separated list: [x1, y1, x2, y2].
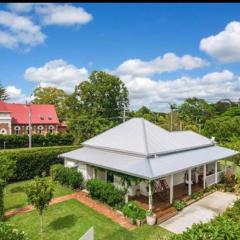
[5, 192, 135, 230]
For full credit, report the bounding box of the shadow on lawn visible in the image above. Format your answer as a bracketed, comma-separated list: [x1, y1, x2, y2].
[10, 186, 25, 193]
[49, 214, 78, 230]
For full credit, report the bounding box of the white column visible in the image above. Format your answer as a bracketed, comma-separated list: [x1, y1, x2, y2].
[188, 168, 192, 196]
[125, 182, 129, 204]
[93, 167, 96, 179]
[215, 161, 218, 184]
[170, 174, 174, 204]
[224, 160, 227, 172]
[203, 164, 206, 189]
[148, 181, 153, 211]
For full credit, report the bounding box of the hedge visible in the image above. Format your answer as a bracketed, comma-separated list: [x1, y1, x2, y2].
[0, 133, 75, 149]
[0, 179, 5, 221]
[86, 179, 125, 208]
[0, 146, 79, 182]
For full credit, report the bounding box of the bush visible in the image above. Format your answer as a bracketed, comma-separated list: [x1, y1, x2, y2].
[0, 133, 75, 149]
[191, 191, 204, 200]
[86, 179, 125, 208]
[222, 172, 236, 192]
[0, 179, 5, 221]
[50, 164, 64, 180]
[0, 146, 78, 182]
[55, 167, 84, 189]
[173, 200, 186, 211]
[0, 222, 28, 240]
[122, 201, 146, 223]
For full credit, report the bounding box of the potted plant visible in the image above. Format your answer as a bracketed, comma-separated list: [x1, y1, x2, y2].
[146, 210, 156, 225]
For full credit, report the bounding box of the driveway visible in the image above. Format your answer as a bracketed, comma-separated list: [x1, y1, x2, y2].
[160, 191, 237, 234]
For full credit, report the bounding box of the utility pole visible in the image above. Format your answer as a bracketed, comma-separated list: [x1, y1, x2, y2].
[28, 103, 32, 148]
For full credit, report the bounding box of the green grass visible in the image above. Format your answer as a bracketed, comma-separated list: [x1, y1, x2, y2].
[8, 199, 171, 240]
[4, 179, 74, 211]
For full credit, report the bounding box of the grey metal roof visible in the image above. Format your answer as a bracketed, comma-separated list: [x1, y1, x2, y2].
[60, 145, 238, 180]
[83, 118, 214, 157]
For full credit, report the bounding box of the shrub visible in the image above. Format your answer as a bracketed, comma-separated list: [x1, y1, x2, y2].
[86, 179, 125, 208]
[173, 200, 186, 211]
[222, 172, 236, 192]
[50, 164, 64, 180]
[0, 222, 28, 240]
[122, 201, 146, 223]
[0, 179, 5, 221]
[0, 133, 75, 149]
[55, 167, 84, 189]
[191, 191, 204, 200]
[0, 146, 78, 182]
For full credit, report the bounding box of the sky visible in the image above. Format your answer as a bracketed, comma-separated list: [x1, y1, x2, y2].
[0, 3, 240, 112]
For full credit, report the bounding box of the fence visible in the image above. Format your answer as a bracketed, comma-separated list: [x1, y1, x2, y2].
[205, 171, 224, 187]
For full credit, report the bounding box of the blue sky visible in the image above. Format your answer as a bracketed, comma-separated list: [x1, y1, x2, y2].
[0, 3, 240, 111]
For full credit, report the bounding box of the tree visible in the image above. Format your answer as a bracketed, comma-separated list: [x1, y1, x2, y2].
[203, 116, 240, 142]
[179, 97, 216, 127]
[33, 87, 68, 121]
[25, 176, 54, 233]
[0, 82, 8, 100]
[67, 71, 129, 141]
[213, 98, 236, 115]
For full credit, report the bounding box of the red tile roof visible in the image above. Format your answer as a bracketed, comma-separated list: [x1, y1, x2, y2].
[0, 100, 10, 112]
[0, 101, 60, 125]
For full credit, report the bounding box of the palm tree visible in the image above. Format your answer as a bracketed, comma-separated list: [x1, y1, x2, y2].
[169, 103, 177, 131]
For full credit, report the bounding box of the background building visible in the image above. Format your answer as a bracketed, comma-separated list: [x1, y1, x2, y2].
[0, 100, 66, 135]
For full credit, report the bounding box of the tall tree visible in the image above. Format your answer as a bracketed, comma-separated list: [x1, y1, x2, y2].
[25, 176, 54, 233]
[0, 82, 8, 100]
[179, 97, 216, 127]
[33, 87, 68, 121]
[67, 71, 129, 141]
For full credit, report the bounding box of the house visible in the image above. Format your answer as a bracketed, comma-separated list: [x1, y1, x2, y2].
[0, 100, 66, 135]
[60, 118, 238, 219]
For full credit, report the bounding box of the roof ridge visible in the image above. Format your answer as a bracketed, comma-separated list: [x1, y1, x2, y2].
[142, 118, 149, 155]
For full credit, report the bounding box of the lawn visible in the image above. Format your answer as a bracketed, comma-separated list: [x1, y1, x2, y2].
[8, 199, 171, 240]
[4, 179, 74, 211]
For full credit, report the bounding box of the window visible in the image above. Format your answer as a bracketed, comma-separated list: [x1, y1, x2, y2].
[26, 126, 32, 135]
[0, 128, 7, 135]
[48, 125, 54, 134]
[37, 125, 44, 134]
[14, 126, 21, 135]
[107, 171, 114, 183]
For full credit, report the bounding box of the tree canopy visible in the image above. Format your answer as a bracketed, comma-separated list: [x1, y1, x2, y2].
[67, 71, 129, 142]
[0, 82, 8, 101]
[33, 87, 68, 121]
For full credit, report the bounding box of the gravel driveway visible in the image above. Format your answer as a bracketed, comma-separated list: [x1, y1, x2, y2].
[160, 191, 237, 234]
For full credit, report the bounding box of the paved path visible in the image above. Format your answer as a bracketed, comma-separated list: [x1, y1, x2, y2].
[160, 191, 237, 234]
[5, 192, 134, 230]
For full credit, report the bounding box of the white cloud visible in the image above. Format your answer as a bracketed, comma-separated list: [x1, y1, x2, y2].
[7, 3, 36, 13]
[119, 70, 240, 111]
[0, 10, 46, 49]
[200, 21, 240, 63]
[115, 53, 207, 77]
[6, 86, 28, 102]
[24, 59, 89, 93]
[35, 4, 93, 26]
[8, 3, 93, 26]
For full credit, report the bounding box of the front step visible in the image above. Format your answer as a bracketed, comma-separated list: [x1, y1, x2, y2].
[155, 207, 178, 224]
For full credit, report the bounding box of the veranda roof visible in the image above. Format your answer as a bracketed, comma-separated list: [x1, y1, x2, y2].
[60, 145, 237, 180]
